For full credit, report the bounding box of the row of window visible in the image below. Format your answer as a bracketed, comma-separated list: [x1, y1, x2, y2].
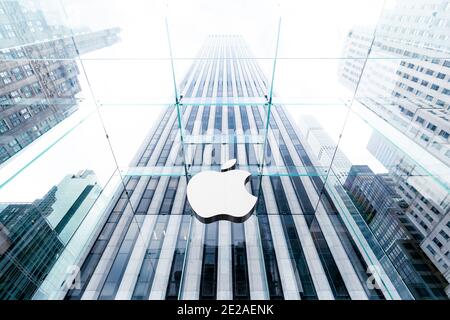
[414, 116, 449, 138]
[1, 82, 43, 109]
[0, 114, 57, 164]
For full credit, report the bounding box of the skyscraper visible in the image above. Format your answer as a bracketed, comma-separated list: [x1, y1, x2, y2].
[338, 2, 450, 296]
[0, 170, 102, 300]
[339, 0, 450, 166]
[367, 131, 450, 296]
[344, 165, 447, 299]
[0, 27, 121, 164]
[0, 0, 121, 164]
[58, 35, 447, 301]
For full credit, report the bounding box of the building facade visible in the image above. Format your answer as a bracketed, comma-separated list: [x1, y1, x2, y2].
[339, 0, 450, 166]
[0, 170, 102, 300]
[297, 114, 449, 298]
[0, 27, 121, 164]
[344, 165, 447, 298]
[367, 131, 450, 295]
[0, 0, 121, 164]
[0, 0, 52, 49]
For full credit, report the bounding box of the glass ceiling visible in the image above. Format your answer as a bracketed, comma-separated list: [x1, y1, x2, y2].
[0, 0, 449, 300]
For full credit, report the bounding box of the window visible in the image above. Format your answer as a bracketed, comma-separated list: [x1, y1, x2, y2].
[11, 67, 24, 80]
[431, 84, 439, 91]
[415, 116, 425, 124]
[431, 58, 440, 64]
[436, 72, 445, 79]
[0, 119, 9, 133]
[9, 113, 21, 127]
[19, 108, 31, 120]
[0, 146, 9, 162]
[22, 64, 34, 76]
[0, 95, 9, 107]
[9, 90, 21, 103]
[421, 80, 429, 86]
[427, 123, 437, 131]
[439, 230, 449, 241]
[439, 130, 449, 139]
[8, 139, 21, 152]
[0, 71, 12, 84]
[18, 132, 33, 146]
[32, 82, 42, 94]
[433, 237, 443, 248]
[20, 85, 33, 98]
[442, 88, 450, 95]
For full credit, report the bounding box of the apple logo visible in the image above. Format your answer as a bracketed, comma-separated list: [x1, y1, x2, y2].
[186, 159, 257, 223]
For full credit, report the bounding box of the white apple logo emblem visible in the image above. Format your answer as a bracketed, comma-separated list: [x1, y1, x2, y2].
[186, 159, 257, 223]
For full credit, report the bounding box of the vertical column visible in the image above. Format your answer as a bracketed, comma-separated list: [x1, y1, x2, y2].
[215, 40, 233, 299]
[180, 44, 218, 298]
[233, 54, 269, 299]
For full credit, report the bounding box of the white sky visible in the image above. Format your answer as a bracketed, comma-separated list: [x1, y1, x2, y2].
[0, 0, 392, 202]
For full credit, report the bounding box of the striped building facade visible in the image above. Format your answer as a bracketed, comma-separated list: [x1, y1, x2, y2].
[63, 35, 414, 300]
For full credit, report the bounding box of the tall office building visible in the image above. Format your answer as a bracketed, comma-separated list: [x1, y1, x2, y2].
[339, 0, 450, 166]
[0, 0, 121, 164]
[344, 165, 448, 298]
[0, 170, 102, 300]
[57, 35, 450, 301]
[367, 131, 450, 295]
[0, 202, 64, 299]
[0, 28, 121, 164]
[297, 115, 449, 298]
[339, 1, 450, 295]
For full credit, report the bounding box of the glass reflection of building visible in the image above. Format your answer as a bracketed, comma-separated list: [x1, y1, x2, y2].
[344, 165, 448, 299]
[0, 170, 101, 300]
[338, 0, 450, 298]
[60, 34, 450, 301]
[339, 0, 450, 166]
[0, 0, 121, 164]
[298, 114, 449, 299]
[297, 115, 352, 181]
[0, 202, 64, 299]
[367, 131, 450, 297]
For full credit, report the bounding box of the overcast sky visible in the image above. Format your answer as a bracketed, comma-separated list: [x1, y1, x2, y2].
[0, 0, 392, 202]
